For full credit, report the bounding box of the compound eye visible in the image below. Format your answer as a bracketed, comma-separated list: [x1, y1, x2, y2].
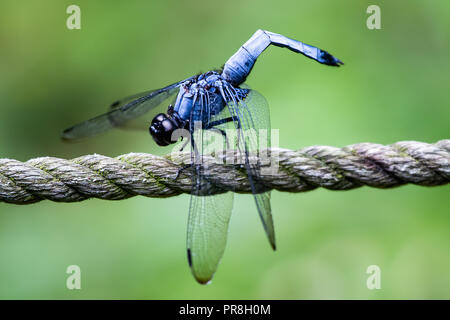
[149, 113, 178, 146]
[151, 113, 167, 125]
[161, 118, 176, 133]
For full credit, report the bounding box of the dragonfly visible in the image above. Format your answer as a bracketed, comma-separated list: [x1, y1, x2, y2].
[62, 29, 342, 284]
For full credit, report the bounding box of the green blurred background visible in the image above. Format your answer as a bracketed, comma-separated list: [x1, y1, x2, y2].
[0, 0, 449, 299]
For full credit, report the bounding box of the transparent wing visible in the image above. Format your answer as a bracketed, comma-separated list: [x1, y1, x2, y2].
[61, 76, 195, 141]
[187, 193, 233, 284]
[108, 89, 168, 111]
[109, 89, 179, 132]
[223, 86, 276, 250]
[186, 93, 234, 284]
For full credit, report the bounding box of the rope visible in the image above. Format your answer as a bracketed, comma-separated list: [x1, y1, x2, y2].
[0, 140, 448, 205]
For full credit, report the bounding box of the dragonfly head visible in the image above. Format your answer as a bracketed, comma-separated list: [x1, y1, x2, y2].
[149, 113, 179, 146]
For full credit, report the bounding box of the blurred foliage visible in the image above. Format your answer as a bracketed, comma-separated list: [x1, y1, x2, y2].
[0, 0, 449, 299]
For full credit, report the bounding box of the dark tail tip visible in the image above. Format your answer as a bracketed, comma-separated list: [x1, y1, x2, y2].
[319, 50, 344, 66]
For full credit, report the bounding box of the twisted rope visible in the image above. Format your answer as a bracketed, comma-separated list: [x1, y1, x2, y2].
[0, 140, 448, 205]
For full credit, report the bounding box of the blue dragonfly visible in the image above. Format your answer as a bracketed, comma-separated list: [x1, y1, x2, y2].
[62, 30, 342, 284]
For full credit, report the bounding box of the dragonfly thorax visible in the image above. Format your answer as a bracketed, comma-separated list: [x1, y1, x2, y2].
[173, 71, 228, 121]
[149, 71, 231, 146]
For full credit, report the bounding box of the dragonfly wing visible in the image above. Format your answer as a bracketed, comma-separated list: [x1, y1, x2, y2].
[186, 92, 235, 284]
[105, 88, 178, 131]
[61, 75, 196, 141]
[187, 192, 234, 284]
[253, 192, 275, 249]
[226, 87, 276, 250]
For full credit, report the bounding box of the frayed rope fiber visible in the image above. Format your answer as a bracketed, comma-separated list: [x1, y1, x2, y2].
[0, 140, 448, 204]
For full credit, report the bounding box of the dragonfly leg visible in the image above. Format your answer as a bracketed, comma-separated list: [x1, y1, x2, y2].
[179, 136, 190, 152]
[205, 116, 243, 150]
[174, 129, 200, 180]
[222, 29, 343, 85]
[207, 128, 230, 150]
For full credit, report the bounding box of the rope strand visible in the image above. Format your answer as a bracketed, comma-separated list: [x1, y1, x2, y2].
[0, 140, 448, 205]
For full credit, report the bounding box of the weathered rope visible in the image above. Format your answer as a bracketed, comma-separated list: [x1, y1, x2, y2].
[0, 140, 448, 205]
